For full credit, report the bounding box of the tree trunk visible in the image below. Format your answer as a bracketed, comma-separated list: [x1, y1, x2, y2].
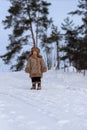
[30, 24, 36, 47]
[27, 3, 36, 47]
[83, 69, 85, 76]
[56, 40, 60, 69]
[36, 14, 39, 47]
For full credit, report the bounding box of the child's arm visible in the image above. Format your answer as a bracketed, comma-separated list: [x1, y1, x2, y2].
[41, 58, 47, 73]
[25, 58, 31, 73]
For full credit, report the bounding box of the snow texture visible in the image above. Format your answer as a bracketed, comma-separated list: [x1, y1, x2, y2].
[0, 69, 87, 130]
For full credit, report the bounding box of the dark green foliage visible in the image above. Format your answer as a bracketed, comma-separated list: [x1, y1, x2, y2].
[1, 0, 52, 71]
[40, 24, 61, 69]
[50, 24, 61, 69]
[61, 17, 80, 68]
[61, 0, 87, 71]
[11, 51, 30, 71]
[8, 3, 21, 15]
[68, 0, 87, 70]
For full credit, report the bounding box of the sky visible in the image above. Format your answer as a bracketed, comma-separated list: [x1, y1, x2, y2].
[0, 0, 82, 71]
[47, 0, 80, 26]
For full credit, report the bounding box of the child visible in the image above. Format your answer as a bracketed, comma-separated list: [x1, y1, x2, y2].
[25, 47, 47, 90]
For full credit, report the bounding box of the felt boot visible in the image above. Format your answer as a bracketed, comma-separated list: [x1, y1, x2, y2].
[31, 82, 36, 90]
[37, 82, 41, 90]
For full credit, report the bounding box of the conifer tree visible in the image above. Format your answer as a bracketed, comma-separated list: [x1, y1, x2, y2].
[69, 0, 87, 71]
[61, 17, 79, 68]
[1, 0, 52, 71]
[50, 24, 61, 69]
[41, 24, 61, 69]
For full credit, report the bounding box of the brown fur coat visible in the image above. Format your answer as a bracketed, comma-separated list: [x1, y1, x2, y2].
[25, 55, 47, 78]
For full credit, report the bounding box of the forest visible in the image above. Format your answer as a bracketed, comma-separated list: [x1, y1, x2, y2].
[0, 0, 87, 75]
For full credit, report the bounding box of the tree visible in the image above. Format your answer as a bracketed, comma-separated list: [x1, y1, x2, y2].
[50, 24, 61, 69]
[41, 24, 61, 70]
[1, 0, 52, 71]
[69, 0, 87, 36]
[40, 32, 53, 70]
[69, 0, 87, 73]
[61, 17, 80, 69]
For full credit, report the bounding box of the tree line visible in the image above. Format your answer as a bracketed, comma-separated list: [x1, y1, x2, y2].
[0, 0, 87, 74]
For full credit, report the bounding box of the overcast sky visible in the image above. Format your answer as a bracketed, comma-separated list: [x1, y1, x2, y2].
[47, 0, 80, 26]
[0, 0, 82, 71]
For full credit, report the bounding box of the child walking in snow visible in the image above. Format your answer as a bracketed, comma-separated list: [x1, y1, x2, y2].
[25, 47, 47, 90]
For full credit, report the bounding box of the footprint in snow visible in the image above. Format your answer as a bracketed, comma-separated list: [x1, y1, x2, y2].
[8, 118, 14, 123]
[17, 115, 24, 119]
[36, 126, 48, 130]
[56, 120, 70, 126]
[0, 101, 3, 104]
[0, 103, 5, 107]
[0, 107, 5, 111]
[15, 115, 25, 122]
[27, 120, 37, 125]
[0, 114, 9, 119]
[9, 111, 16, 115]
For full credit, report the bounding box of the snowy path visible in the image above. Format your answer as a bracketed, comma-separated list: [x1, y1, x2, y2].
[0, 93, 58, 130]
[0, 70, 87, 130]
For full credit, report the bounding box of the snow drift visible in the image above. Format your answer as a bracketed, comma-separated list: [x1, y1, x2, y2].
[0, 70, 87, 130]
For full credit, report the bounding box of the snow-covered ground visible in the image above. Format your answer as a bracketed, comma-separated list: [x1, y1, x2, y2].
[0, 69, 87, 130]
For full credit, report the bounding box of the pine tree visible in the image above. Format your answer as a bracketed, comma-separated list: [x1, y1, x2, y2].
[69, 0, 87, 36]
[69, 0, 87, 72]
[40, 32, 53, 70]
[41, 24, 61, 70]
[50, 24, 61, 69]
[1, 0, 52, 71]
[61, 17, 79, 69]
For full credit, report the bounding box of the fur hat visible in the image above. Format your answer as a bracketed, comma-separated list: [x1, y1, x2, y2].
[29, 47, 42, 58]
[31, 47, 40, 54]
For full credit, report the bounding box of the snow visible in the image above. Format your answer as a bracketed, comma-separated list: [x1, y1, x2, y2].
[0, 70, 87, 130]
